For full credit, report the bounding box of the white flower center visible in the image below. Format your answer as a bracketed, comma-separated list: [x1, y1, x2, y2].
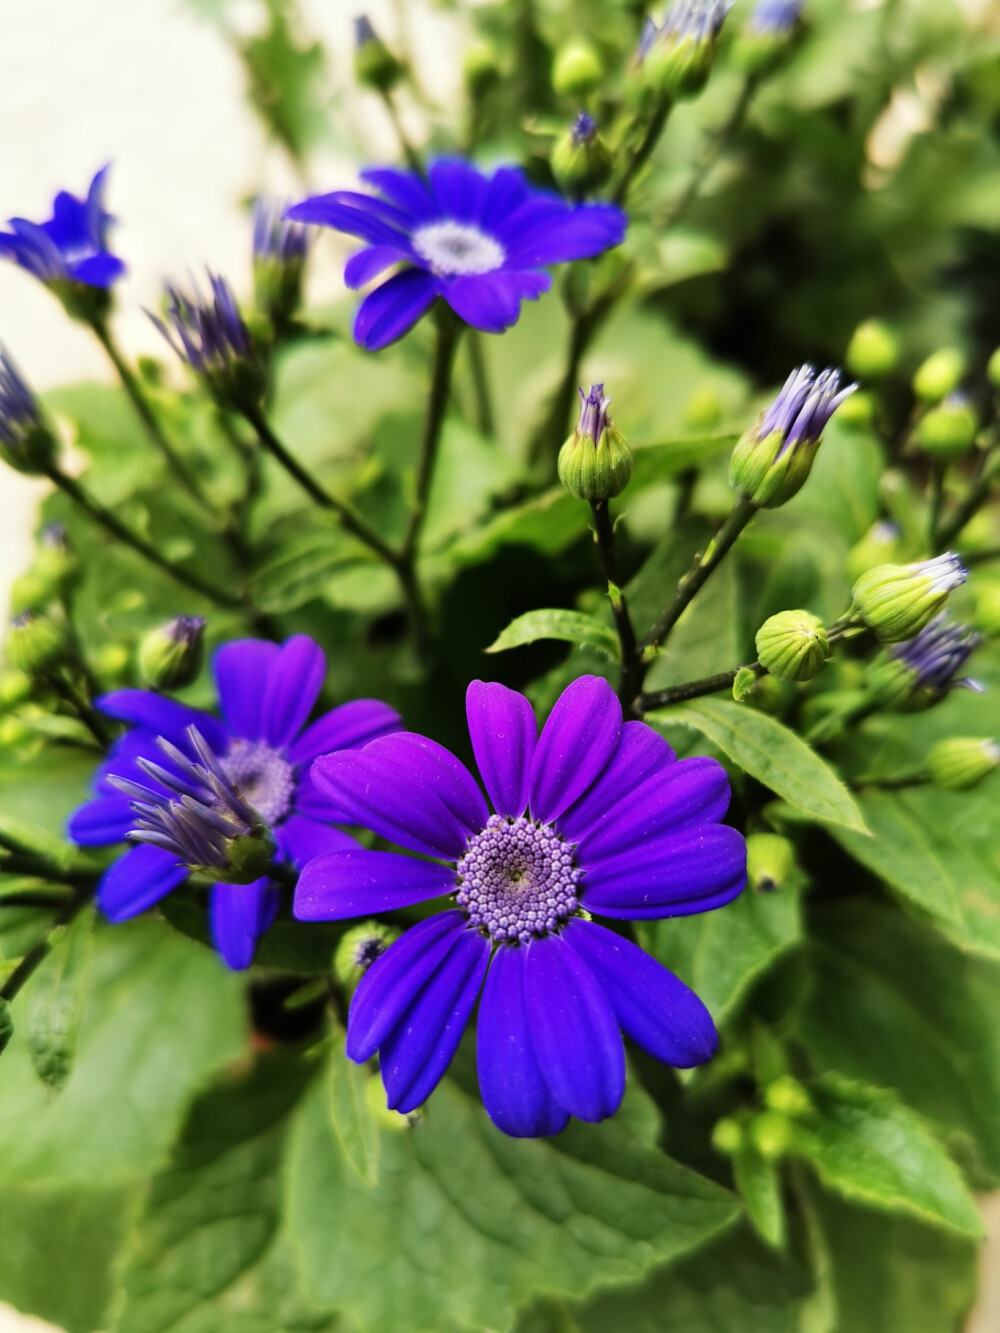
[411, 221, 505, 276]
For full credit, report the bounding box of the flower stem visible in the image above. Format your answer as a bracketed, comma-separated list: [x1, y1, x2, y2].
[589, 501, 642, 713]
[467, 331, 495, 437]
[639, 663, 765, 711]
[379, 89, 425, 178]
[657, 74, 761, 227]
[934, 434, 999, 551]
[612, 95, 673, 206]
[402, 311, 461, 559]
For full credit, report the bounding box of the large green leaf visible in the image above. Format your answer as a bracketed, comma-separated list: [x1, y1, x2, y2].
[486, 608, 621, 660]
[285, 1069, 738, 1333]
[24, 903, 95, 1092]
[649, 698, 866, 833]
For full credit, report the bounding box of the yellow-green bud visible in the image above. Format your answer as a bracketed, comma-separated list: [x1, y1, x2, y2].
[926, 737, 1000, 792]
[749, 1110, 792, 1161]
[764, 1075, 812, 1118]
[915, 394, 978, 463]
[35, 523, 79, 597]
[558, 383, 632, 502]
[552, 38, 602, 99]
[684, 384, 724, 430]
[637, 4, 730, 101]
[755, 610, 830, 682]
[5, 612, 68, 676]
[846, 520, 900, 585]
[9, 570, 54, 616]
[138, 615, 206, 691]
[712, 1116, 744, 1156]
[913, 348, 965, 403]
[0, 714, 33, 749]
[463, 39, 502, 97]
[746, 833, 796, 892]
[853, 553, 967, 643]
[334, 921, 399, 992]
[0, 669, 32, 710]
[353, 15, 404, 93]
[846, 319, 900, 379]
[551, 114, 612, 197]
[987, 346, 1000, 390]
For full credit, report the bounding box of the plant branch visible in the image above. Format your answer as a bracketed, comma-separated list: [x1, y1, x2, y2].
[590, 501, 642, 713]
[639, 662, 764, 711]
[402, 312, 462, 560]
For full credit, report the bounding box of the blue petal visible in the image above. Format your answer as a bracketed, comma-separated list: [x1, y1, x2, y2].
[275, 814, 357, 869]
[442, 271, 550, 334]
[482, 167, 532, 223]
[523, 932, 625, 1123]
[344, 245, 410, 290]
[69, 252, 125, 288]
[294, 848, 452, 921]
[210, 878, 281, 970]
[477, 945, 569, 1137]
[353, 269, 439, 351]
[562, 919, 717, 1067]
[261, 635, 326, 748]
[557, 721, 675, 845]
[98, 689, 226, 752]
[214, 639, 280, 741]
[360, 168, 436, 221]
[96, 844, 187, 923]
[579, 756, 731, 862]
[505, 203, 627, 268]
[581, 825, 747, 919]
[288, 698, 401, 765]
[465, 680, 537, 818]
[427, 160, 490, 223]
[528, 675, 622, 824]
[285, 193, 411, 246]
[67, 795, 133, 846]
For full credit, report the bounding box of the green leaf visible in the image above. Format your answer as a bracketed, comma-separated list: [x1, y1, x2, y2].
[0, 996, 12, 1055]
[732, 1144, 785, 1248]
[239, 0, 329, 160]
[24, 904, 95, 1092]
[649, 698, 867, 834]
[443, 487, 586, 569]
[733, 667, 758, 701]
[486, 608, 621, 660]
[628, 431, 740, 489]
[326, 1030, 380, 1187]
[790, 1074, 981, 1237]
[286, 1071, 738, 1332]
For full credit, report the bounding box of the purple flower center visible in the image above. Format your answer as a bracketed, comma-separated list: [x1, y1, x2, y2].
[455, 814, 583, 945]
[411, 221, 505, 276]
[221, 740, 296, 825]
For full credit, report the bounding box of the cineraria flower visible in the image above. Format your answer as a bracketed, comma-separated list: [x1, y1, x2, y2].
[285, 160, 627, 350]
[69, 635, 401, 969]
[0, 166, 124, 289]
[295, 675, 746, 1136]
[867, 614, 983, 710]
[150, 272, 264, 409]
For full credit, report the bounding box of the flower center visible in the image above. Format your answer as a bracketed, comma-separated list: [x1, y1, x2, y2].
[455, 815, 583, 945]
[221, 739, 295, 825]
[411, 221, 505, 276]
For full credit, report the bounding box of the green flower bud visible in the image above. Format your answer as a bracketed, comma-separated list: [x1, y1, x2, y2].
[764, 1075, 812, 1118]
[836, 390, 877, 432]
[845, 319, 900, 379]
[93, 642, 131, 683]
[746, 833, 796, 892]
[558, 383, 632, 502]
[915, 394, 978, 463]
[5, 612, 69, 676]
[749, 1110, 791, 1161]
[853, 553, 966, 643]
[712, 1116, 744, 1156]
[0, 351, 59, 476]
[913, 348, 965, 404]
[334, 921, 399, 992]
[0, 714, 33, 750]
[684, 383, 724, 430]
[552, 38, 602, 99]
[637, 3, 731, 100]
[10, 570, 54, 616]
[463, 39, 502, 98]
[551, 114, 613, 197]
[926, 737, 1000, 792]
[35, 523, 79, 597]
[755, 610, 830, 682]
[138, 615, 206, 691]
[846, 520, 900, 585]
[0, 669, 32, 710]
[987, 346, 1000, 390]
[353, 15, 404, 93]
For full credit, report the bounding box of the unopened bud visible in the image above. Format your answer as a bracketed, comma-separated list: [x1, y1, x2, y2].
[915, 394, 977, 463]
[5, 612, 68, 676]
[712, 1116, 744, 1156]
[926, 737, 1000, 792]
[334, 921, 399, 992]
[764, 1075, 811, 1118]
[552, 38, 603, 99]
[755, 609, 830, 682]
[684, 384, 724, 430]
[637, 1, 733, 100]
[353, 15, 404, 92]
[552, 114, 613, 197]
[749, 1109, 791, 1161]
[846, 319, 900, 379]
[987, 346, 1000, 390]
[139, 615, 206, 692]
[35, 523, 79, 596]
[463, 39, 502, 97]
[746, 833, 796, 892]
[853, 553, 967, 643]
[558, 383, 632, 502]
[913, 348, 965, 404]
[846, 520, 900, 585]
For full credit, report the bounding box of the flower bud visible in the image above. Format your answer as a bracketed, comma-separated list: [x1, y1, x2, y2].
[552, 38, 603, 99]
[865, 615, 981, 711]
[463, 40, 502, 98]
[913, 348, 965, 404]
[10, 571, 54, 616]
[334, 921, 399, 992]
[35, 523, 79, 597]
[0, 351, 58, 477]
[845, 319, 900, 380]
[558, 383, 632, 502]
[755, 610, 830, 682]
[353, 15, 404, 93]
[746, 833, 796, 892]
[0, 668, 32, 710]
[253, 198, 309, 332]
[138, 615, 207, 691]
[987, 346, 1000, 390]
[915, 394, 977, 463]
[835, 390, 877, 431]
[852, 553, 967, 643]
[764, 1075, 812, 1118]
[846, 520, 900, 584]
[93, 642, 131, 683]
[926, 737, 1000, 792]
[637, 1, 733, 100]
[732, 0, 802, 76]
[749, 1110, 791, 1161]
[151, 273, 266, 412]
[712, 1116, 743, 1156]
[551, 114, 613, 197]
[5, 611, 68, 676]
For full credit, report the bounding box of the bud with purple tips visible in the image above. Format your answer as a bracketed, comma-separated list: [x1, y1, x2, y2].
[637, 1, 734, 100]
[0, 351, 57, 476]
[139, 615, 207, 691]
[558, 383, 632, 502]
[734, 0, 803, 72]
[866, 614, 982, 710]
[552, 113, 613, 197]
[253, 197, 309, 330]
[151, 273, 265, 411]
[353, 14, 404, 92]
[927, 737, 1000, 792]
[729, 365, 857, 509]
[853, 552, 967, 643]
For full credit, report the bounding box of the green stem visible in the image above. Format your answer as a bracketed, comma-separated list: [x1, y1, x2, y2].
[467, 331, 495, 437]
[639, 662, 764, 711]
[50, 667, 113, 748]
[590, 501, 642, 714]
[380, 89, 425, 178]
[850, 769, 928, 792]
[402, 312, 461, 559]
[928, 462, 947, 552]
[612, 95, 673, 206]
[934, 444, 998, 551]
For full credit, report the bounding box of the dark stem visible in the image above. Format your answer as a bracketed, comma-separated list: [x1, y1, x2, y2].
[850, 769, 928, 792]
[928, 462, 947, 552]
[402, 312, 461, 559]
[590, 501, 642, 714]
[639, 662, 764, 711]
[934, 444, 998, 551]
[612, 95, 673, 205]
[44, 464, 242, 608]
[531, 309, 599, 474]
[467, 331, 495, 437]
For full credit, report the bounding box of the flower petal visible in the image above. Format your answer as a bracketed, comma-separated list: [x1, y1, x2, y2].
[562, 919, 717, 1067]
[528, 675, 622, 824]
[428, 160, 490, 223]
[210, 878, 281, 970]
[70, 252, 125, 287]
[482, 167, 531, 223]
[443, 271, 549, 334]
[214, 639, 280, 741]
[465, 680, 537, 818]
[294, 849, 454, 921]
[581, 825, 747, 919]
[275, 815, 357, 869]
[505, 203, 627, 268]
[557, 721, 675, 845]
[96, 844, 187, 923]
[579, 756, 731, 862]
[288, 699, 402, 765]
[285, 194, 410, 247]
[67, 795, 133, 846]
[343, 245, 410, 290]
[360, 168, 436, 221]
[98, 690, 226, 752]
[354, 269, 439, 351]
[523, 932, 625, 1123]
[477, 945, 569, 1137]
[261, 635, 327, 748]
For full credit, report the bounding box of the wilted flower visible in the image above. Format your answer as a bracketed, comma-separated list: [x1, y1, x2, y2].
[295, 675, 745, 1135]
[0, 351, 57, 476]
[0, 167, 124, 292]
[286, 160, 627, 350]
[853, 552, 967, 643]
[637, 1, 733, 98]
[151, 272, 265, 409]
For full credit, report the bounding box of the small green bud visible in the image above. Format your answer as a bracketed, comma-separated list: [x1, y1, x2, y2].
[10, 570, 54, 616]
[712, 1116, 744, 1156]
[558, 383, 632, 502]
[334, 921, 399, 992]
[926, 737, 1000, 792]
[846, 520, 900, 585]
[93, 642, 131, 683]
[913, 348, 965, 404]
[853, 553, 967, 643]
[138, 615, 206, 691]
[552, 38, 603, 99]
[749, 1110, 792, 1161]
[987, 346, 1000, 390]
[915, 394, 977, 463]
[845, 319, 900, 379]
[463, 39, 502, 98]
[746, 833, 796, 892]
[353, 15, 404, 93]
[755, 610, 830, 682]
[835, 390, 877, 431]
[551, 114, 613, 197]
[5, 612, 69, 676]
[0, 669, 32, 709]
[764, 1075, 812, 1118]
[637, 4, 730, 100]
[684, 384, 724, 430]
[973, 581, 1000, 636]
[35, 523, 79, 596]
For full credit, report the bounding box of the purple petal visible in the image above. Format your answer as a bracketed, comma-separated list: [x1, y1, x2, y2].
[210, 878, 281, 970]
[528, 675, 622, 824]
[261, 635, 326, 748]
[96, 844, 187, 923]
[294, 849, 454, 921]
[427, 161, 490, 223]
[494, 196, 565, 246]
[346, 911, 468, 1060]
[581, 825, 747, 919]
[98, 690, 226, 752]
[557, 721, 675, 845]
[288, 699, 402, 765]
[275, 815, 357, 869]
[477, 945, 569, 1137]
[213, 639, 280, 741]
[70, 252, 125, 288]
[285, 194, 410, 247]
[482, 167, 532, 223]
[523, 933, 625, 1123]
[442, 271, 550, 334]
[465, 680, 537, 818]
[505, 204, 627, 268]
[354, 269, 439, 351]
[562, 920, 717, 1067]
[343, 245, 410, 290]
[360, 168, 436, 221]
[67, 795, 134, 846]
[578, 756, 731, 862]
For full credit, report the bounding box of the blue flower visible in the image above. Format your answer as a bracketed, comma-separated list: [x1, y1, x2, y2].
[0, 166, 124, 289]
[294, 675, 745, 1136]
[69, 635, 401, 969]
[286, 160, 627, 350]
[748, 0, 803, 36]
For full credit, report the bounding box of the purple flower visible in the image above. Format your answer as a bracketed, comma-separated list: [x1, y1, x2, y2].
[294, 675, 746, 1136]
[0, 167, 124, 289]
[151, 272, 265, 408]
[748, 0, 803, 36]
[285, 160, 627, 350]
[68, 635, 401, 969]
[891, 615, 983, 700]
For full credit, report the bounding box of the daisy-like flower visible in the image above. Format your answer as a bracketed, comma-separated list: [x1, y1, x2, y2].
[285, 160, 627, 350]
[0, 166, 124, 289]
[69, 635, 401, 969]
[294, 675, 746, 1136]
